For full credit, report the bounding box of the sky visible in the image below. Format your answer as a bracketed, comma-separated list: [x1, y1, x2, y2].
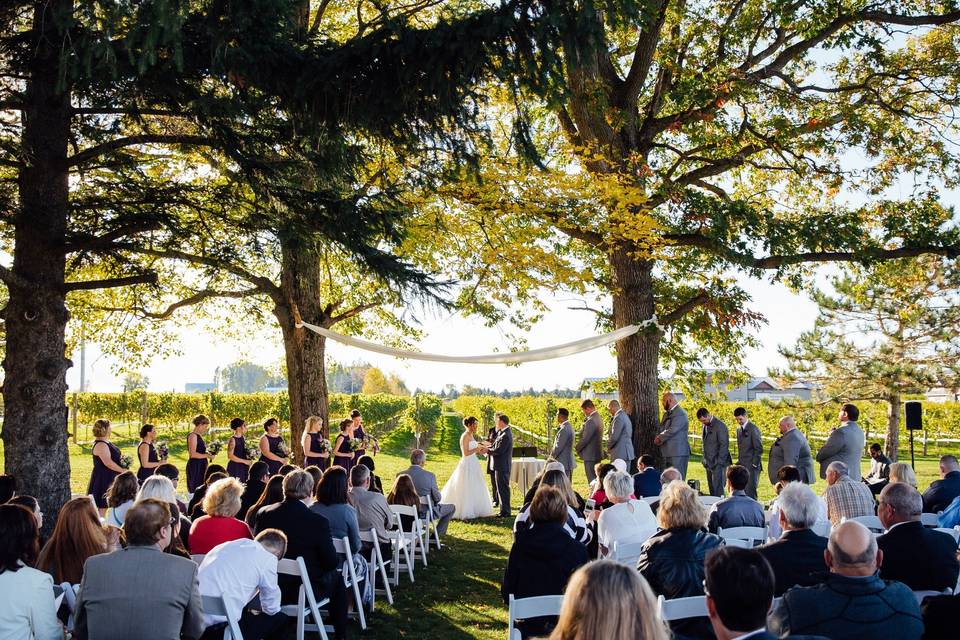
[67, 273, 822, 394]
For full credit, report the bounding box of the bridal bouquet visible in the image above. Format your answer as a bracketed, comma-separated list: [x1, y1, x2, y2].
[276, 441, 290, 458]
[207, 441, 223, 456]
[119, 455, 133, 470]
[156, 441, 169, 460]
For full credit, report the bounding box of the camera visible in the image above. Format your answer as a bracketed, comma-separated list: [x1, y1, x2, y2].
[687, 478, 701, 494]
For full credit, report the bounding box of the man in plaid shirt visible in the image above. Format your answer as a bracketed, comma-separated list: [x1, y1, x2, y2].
[824, 461, 876, 527]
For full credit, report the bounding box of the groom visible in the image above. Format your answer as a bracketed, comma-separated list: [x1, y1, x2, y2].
[488, 413, 514, 517]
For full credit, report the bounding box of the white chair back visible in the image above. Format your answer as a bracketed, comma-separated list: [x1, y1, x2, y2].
[914, 589, 952, 604]
[811, 520, 831, 538]
[387, 508, 418, 583]
[698, 496, 722, 507]
[723, 538, 751, 548]
[842, 515, 884, 533]
[921, 513, 941, 527]
[611, 540, 645, 567]
[201, 594, 244, 640]
[277, 557, 331, 640]
[508, 594, 563, 640]
[390, 504, 427, 567]
[642, 496, 659, 506]
[934, 527, 960, 544]
[191, 554, 206, 565]
[358, 529, 394, 607]
[717, 526, 768, 546]
[657, 594, 708, 621]
[331, 537, 366, 630]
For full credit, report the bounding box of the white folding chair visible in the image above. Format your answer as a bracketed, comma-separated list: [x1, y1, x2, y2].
[610, 540, 645, 567]
[387, 507, 418, 583]
[59, 583, 80, 633]
[201, 594, 244, 640]
[657, 594, 708, 621]
[811, 520, 831, 538]
[723, 538, 751, 548]
[390, 504, 427, 568]
[934, 527, 960, 544]
[717, 526, 768, 546]
[699, 496, 722, 507]
[358, 529, 394, 608]
[507, 594, 563, 640]
[277, 557, 331, 640]
[642, 496, 659, 506]
[842, 515, 885, 533]
[914, 589, 952, 604]
[331, 537, 366, 630]
[191, 554, 206, 565]
[420, 494, 443, 550]
[921, 512, 941, 527]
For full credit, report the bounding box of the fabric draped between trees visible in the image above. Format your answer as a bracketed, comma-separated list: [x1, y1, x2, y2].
[295, 318, 663, 364]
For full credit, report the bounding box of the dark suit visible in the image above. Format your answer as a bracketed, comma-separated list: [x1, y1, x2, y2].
[487, 427, 499, 506]
[757, 528, 829, 596]
[922, 470, 960, 513]
[633, 468, 661, 498]
[877, 521, 960, 591]
[255, 499, 347, 639]
[489, 426, 514, 516]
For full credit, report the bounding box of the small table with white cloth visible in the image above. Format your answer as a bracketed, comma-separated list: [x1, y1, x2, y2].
[510, 457, 546, 496]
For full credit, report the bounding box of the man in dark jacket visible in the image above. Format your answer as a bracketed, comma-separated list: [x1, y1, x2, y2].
[769, 521, 923, 640]
[705, 547, 779, 640]
[238, 461, 269, 520]
[757, 483, 828, 596]
[632, 454, 661, 498]
[707, 465, 765, 533]
[922, 454, 960, 513]
[254, 470, 348, 640]
[877, 482, 960, 591]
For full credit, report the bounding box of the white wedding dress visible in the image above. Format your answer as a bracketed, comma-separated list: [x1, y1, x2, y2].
[441, 433, 495, 519]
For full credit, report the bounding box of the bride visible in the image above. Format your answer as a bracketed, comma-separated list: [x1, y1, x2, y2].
[441, 416, 496, 519]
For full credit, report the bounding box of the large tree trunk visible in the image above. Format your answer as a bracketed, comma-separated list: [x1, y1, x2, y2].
[1, 1, 73, 536]
[274, 236, 329, 464]
[610, 251, 663, 467]
[885, 393, 901, 462]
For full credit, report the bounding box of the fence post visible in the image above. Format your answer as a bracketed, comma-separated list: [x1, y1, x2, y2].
[71, 392, 78, 444]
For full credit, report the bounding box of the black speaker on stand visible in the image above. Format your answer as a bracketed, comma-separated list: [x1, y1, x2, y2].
[905, 401, 923, 470]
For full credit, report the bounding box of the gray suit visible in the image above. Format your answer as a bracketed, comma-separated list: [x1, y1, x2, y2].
[815, 421, 865, 480]
[488, 426, 514, 516]
[575, 411, 603, 483]
[702, 417, 732, 497]
[551, 420, 575, 477]
[74, 545, 204, 640]
[607, 410, 635, 464]
[352, 485, 396, 544]
[736, 421, 764, 499]
[657, 404, 691, 479]
[768, 427, 815, 485]
[399, 464, 456, 534]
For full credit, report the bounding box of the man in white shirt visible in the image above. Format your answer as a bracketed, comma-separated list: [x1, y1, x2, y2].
[705, 546, 779, 640]
[198, 529, 288, 640]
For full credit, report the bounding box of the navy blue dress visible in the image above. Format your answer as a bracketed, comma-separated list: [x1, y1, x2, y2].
[186, 432, 208, 493]
[136, 441, 158, 484]
[354, 424, 367, 458]
[304, 432, 328, 469]
[259, 434, 287, 475]
[333, 434, 354, 473]
[88, 440, 122, 508]
[227, 435, 250, 482]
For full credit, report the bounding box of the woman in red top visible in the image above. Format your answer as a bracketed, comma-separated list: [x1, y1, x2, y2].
[188, 477, 251, 554]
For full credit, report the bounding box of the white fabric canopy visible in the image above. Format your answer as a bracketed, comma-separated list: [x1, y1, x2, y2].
[295, 317, 662, 364]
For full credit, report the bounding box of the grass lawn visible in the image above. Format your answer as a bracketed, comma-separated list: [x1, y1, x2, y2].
[0, 421, 953, 639]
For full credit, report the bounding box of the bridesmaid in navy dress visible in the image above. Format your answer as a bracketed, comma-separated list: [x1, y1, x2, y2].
[258, 417, 288, 475]
[87, 419, 124, 514]
[302, 415, 330, 469]
[136, 424, 161, 484]
[332, 418, 356, 473]
[226, 417, 253, 482]
[186, 414, 214, 493]
[350, 409, 367, 458]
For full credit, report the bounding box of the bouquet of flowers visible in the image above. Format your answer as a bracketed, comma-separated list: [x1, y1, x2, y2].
[276, 441, 290, 458]
[349, 438, 365, 452]
[207, 441, 223, 456]
[156, 441, 169, 460]
[119, 455, 133, 470]
[318, 438, 331, 453]
[245, 444, 260, 459]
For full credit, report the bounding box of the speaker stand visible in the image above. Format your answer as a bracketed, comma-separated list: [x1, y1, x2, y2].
[909, 428, 916, 470]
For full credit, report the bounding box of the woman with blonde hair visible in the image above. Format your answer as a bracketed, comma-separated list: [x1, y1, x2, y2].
[302, 415, 330, 470]
[889, 462, 918, 488]
[87, 418, 125, 513]
[549, 560, 669, 640]
[37, 497, 108, 584]
[186, 414, 214, 493]
[188, 477, 251, 554]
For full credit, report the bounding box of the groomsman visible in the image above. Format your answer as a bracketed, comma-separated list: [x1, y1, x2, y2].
[551, 408, 575, 478]
[575, 399, 603, 484]
[655, 392, 691, 479]
[768, 415, 815, 484]
[606, 400, 635, 465]
[733, 407, 764, 499]
[815, 403, 865, 481]
[697, 408, 732, 497]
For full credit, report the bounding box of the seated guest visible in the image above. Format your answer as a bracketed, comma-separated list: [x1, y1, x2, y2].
[633, 454, 661, 498]
[8, 495, 42, 531]
[645, 467, 684, 514]
[758, 483, 829, 596]
[888, 462, 917, 488]
[921, 593, 960, 640]
[137, 475, 192, 550]
[0, 474, 15, 503]
[864, 443, 891, 495]
[0, 504, 61, 640]
[104, 470, 139, 527]
[707, 465, 765, 534]
[190, 471, 228, 520]
[188, 477, 252, 555]
[767, 466, 828, 539]
[597, 471, 656, 557]
[638, 481, 722, 639]
[514, 469, 592, 545]
[238, 461, 270, 519]
[165, 503, 192, 559]
[311, 467, 361, 559]
[876, 482, 959, 591]
[244, 475, 285, 530]
[75, 499, 204, 640]
[502, 487, 589, 639]
[705, 547, 778, 640]
[548, 560, 669, 640]
[823, 460, 875, 527]
[588, 463, 617, 506]
[254, 470, 347, 640]
[386, 474, 421, 534]
[198, 529, 288, 640]
[37, 496, 107, 584]
[154, 463, 188, 514]
[304, 465, 323, 495]
[922, 454, 960, 513]
[398, 449, 456, 536]
[357, 456, 383, 494]
[769, 521, 922, 640]
[522, 461, 575, 505]
[278, 464, 296, 476]
[187, 464, 227, 515]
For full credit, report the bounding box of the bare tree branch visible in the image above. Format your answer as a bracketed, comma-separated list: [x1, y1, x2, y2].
[64, 221, 164, 253]
[619, 0, 671, 105]
[63, 272, 158, 292]
[659, 289, 711, 325]
[66, 135, 215, 168]
[327, 301, 380, 326]
[93, 287, 263, 319]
